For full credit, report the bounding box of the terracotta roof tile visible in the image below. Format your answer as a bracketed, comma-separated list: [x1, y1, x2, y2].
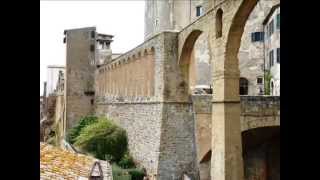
[40, 142, 113, 180]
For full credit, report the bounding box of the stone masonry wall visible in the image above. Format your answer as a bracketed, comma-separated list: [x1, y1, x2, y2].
[95, 102, 163, 175]
[240, 96, 280, 131]
[158, 102, 198, 180]
[94, 32, 199, 179]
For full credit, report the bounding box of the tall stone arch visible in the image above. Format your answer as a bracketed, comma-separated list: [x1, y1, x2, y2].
[179, 30, 203, 99]
[210, 1, 279, 179]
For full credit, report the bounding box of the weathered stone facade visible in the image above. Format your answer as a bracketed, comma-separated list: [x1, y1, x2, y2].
[64, 27, 96, 131]
[145, 0, 279, 96]
[264, 5, 280, 96]
[93, 32, 199, 179]
[96, 102, 163, 175]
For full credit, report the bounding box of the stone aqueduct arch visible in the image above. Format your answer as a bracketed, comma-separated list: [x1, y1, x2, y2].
[177, 0, 280, 179]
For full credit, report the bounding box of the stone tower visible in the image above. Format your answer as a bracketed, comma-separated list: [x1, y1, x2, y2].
[144, 0, 213, 92]
[144, 0, 188, 39]
[144, 0, 212, 40]
[63, 27, 96, 132]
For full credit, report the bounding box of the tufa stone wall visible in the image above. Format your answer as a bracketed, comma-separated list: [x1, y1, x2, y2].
[95, 48, 155, 98]
[158, 102, 198, 179]
[240, 96, 280, 131]
[95, 102, 163, 175]
[95, 32, 199, 179]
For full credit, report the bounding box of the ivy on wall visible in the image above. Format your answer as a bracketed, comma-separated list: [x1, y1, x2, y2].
[264, 70, 272, 95]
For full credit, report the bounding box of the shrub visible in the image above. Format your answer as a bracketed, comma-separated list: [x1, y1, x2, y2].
[74, 118, 128, 161]
[112, 164, 145, 180]
[112, 164, 128, 176]
[128, 168, 145, 180]
[118, 151, 135, 169]
[66, 116, 98, 144]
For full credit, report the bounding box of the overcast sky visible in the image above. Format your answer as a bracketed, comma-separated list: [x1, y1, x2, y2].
[40, 1, 145, 95]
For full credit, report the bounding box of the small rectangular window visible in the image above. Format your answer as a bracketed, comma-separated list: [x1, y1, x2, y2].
[276, 14, 280, 29]
[251, 32, 264, 42]
[277, 48, 280, 63]
[269, 50, 274, 67]
[90, 44, 95, 52]
[257, 77, 263, 84]
[91, 31, 95, 38]
[196, 6, 203, 17]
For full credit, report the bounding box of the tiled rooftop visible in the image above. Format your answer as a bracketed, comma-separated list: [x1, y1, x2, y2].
[40, 142, 112, 180]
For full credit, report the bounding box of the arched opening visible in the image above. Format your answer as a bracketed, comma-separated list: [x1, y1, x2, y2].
[240, 77, 249, 95]
[180, 30, 215, 179]
[216, 9, 223, 38]
[242, 126, 280, 180]
[179, 30, 203, 97]
[212, 0, 265, 179]
[195, 126, 280, 180]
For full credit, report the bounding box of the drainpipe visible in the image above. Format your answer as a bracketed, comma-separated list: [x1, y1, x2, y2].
[263, 26, 266, 95]
[189, 0, 191, 23]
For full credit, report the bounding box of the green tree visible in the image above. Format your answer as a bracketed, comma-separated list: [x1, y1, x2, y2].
[66, 116, 98, 144]
[74, 118, 128, 162]
[264, 70, 272, 95]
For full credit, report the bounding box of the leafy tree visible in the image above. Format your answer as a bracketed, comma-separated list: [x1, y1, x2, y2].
[66, 116, 98, 144]
[73, 118, 128, 162]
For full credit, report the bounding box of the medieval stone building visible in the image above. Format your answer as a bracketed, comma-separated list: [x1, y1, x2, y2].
[42, 0, 280, 180]
[145, 0, 280, 96]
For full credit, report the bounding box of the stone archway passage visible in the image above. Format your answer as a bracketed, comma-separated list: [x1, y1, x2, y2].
[177, 1, 280, 180]
[242, 127, 280, 180]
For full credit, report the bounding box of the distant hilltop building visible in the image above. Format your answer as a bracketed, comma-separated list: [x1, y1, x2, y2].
[46, 65, 65, 97]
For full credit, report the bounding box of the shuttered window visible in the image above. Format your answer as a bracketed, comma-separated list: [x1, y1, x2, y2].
[277, 48, 280, 63]
[269, 50, 274, 67]
[251, 32, 264, 42]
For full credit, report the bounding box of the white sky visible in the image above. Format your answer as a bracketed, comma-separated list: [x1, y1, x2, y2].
[40, 1, 145, 95]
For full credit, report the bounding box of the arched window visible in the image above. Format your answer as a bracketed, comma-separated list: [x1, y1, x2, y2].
[240, 78, 249, 95]
[216, 9, 223, 38]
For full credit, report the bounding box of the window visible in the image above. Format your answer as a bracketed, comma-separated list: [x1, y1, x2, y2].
[90, 44, 95, 52]
[216, 9, 223, 38]
[276, 14, 280, 29]
[91, 31, 95, 38]
[257, 77, 263, 84]
[239, 78, 249, 95]
[251, 32, 264, 42]
[269, 50, 274, 67]
[277, 48, 280, 63]
[155, 19, 159, 27]
[268, 20, 274, 36]
[196, 6, 203, 17]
